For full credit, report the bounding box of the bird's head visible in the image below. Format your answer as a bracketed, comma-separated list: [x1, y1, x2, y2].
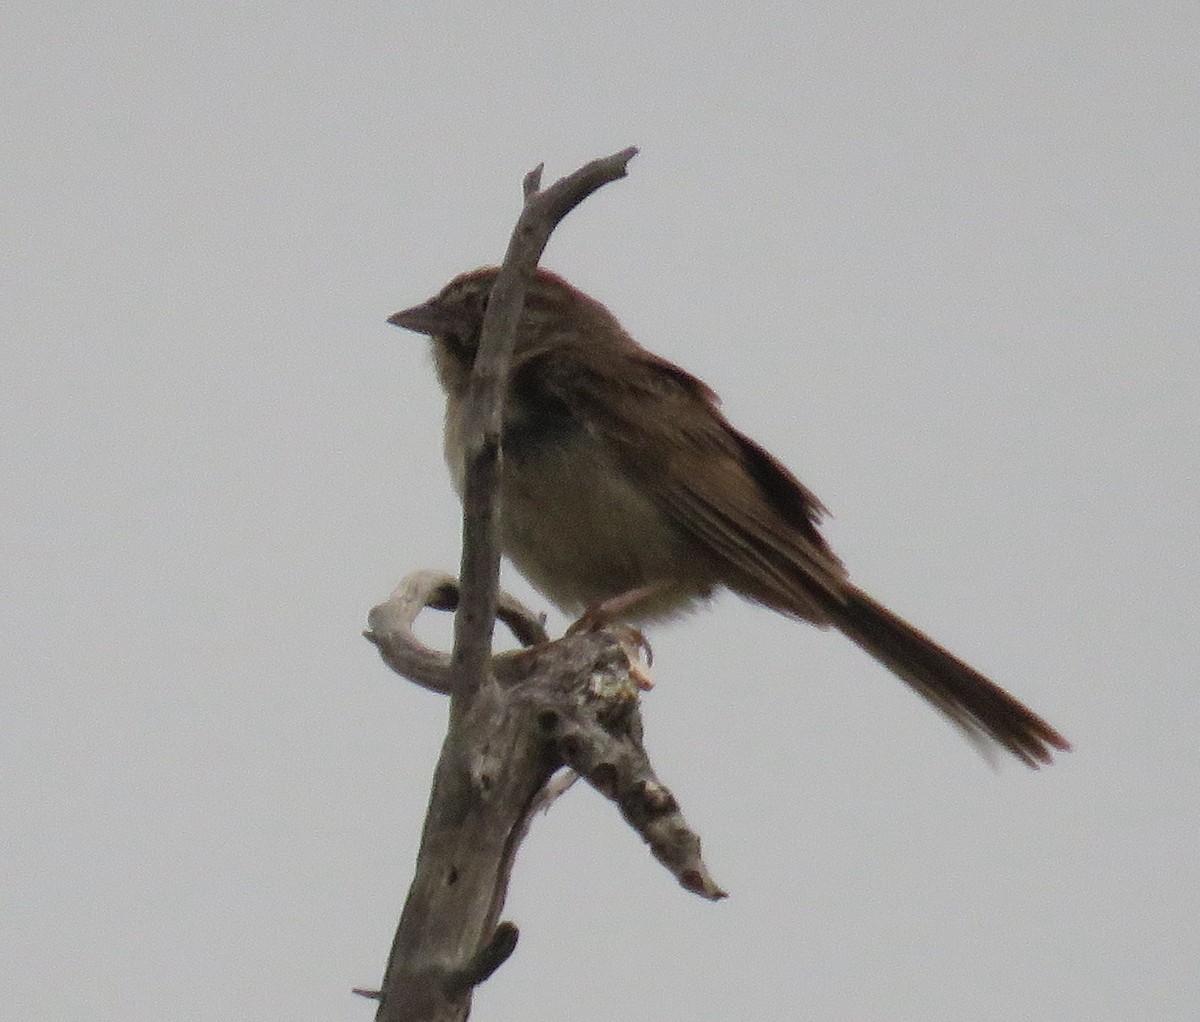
[388, 266, 626, 397]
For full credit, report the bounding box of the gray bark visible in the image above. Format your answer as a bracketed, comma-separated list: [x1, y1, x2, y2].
[361, 573, 724, 1021]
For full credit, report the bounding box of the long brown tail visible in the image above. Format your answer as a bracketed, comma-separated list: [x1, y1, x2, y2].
[825, 586, 1070, 767]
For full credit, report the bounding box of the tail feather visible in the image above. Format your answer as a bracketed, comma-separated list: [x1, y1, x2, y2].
[826, 587, 1070, 767]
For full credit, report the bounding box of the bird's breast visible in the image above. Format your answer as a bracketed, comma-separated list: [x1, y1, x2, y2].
[443, 394, 712, 619]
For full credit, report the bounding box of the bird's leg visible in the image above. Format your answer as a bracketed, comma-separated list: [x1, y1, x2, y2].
[565, 583, 672, 690]
[567, 582, 672, 636]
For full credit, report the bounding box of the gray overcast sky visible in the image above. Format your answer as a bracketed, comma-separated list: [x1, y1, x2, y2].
[4, 3, 1197, 1020]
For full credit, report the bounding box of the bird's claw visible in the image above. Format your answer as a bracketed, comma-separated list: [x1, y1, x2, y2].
[567, 607, 655, 689]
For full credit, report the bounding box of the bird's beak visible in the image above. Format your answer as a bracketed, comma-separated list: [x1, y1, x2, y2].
[387, 298, 457, 337]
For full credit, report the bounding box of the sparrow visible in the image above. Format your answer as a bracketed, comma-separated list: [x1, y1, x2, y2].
[389, 266, 1070, 766]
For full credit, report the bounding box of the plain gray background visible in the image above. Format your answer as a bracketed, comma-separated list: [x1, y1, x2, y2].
[4, 3, 1197, 1019]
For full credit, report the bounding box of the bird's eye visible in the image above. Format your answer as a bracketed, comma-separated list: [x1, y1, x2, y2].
[435, 281, 491, 359]
[448, 309, 484, 357]
[467, 323, 484, 352]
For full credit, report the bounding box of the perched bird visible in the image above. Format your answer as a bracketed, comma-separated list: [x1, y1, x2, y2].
[389, 266, 1070, 766]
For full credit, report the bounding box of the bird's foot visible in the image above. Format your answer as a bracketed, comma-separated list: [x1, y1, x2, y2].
[566, 592, 656, 690]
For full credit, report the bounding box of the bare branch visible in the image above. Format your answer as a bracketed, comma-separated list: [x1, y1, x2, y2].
[521, 163, 544, 198]
[365, 606, 723, 1020]
[365, 571, 548, 695]
[520, 632, 727, 902]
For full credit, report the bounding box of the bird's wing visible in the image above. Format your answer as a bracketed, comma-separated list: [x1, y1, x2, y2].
[518, 345, 849, 621]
